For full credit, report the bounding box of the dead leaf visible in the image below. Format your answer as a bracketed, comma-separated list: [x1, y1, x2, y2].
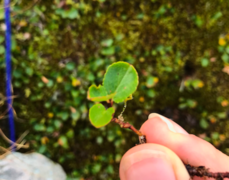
[222, 66, 229, 75]
[69, 106, 76, 113]
[41, 76, 49, 84]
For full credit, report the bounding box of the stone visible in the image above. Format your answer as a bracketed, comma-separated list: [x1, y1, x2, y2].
[0, 152, 66, 180]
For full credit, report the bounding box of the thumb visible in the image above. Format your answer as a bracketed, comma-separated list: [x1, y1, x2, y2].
[119, 143, 190, 180]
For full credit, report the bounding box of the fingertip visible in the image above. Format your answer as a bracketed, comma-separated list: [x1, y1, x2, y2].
[119, 144, 189, 180]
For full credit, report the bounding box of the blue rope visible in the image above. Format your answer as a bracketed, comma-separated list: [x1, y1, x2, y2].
[5, 0, 15, 144]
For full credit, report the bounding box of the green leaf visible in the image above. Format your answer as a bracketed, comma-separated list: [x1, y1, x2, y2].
[47, 80, 54, 87]
[89, 103, 114, 128]
[103, 61, 138, 103]
[87, 84, 115, 102]
[179, 103, 187, 109]
[96, 136, 103, 144]
[71, 111, 80, 121]
[38, 145, 47, 154]
[106, 165, 114, 174]
[66, 129, 74, 138]
[101, 46, 115, 56]
[58, 136, 69, 149]
[226, 46, 229, 54]
[186, 99, 197, 108]
[222, 53, 229, 63]
[92, 164, 102, 174]
[211, 132, 219, 140]
[146, 76, 158, 88]
[60, 112, 69, 121]
[0, 45, 5, 54]
[101, 39, 113, 47]
[0, 36, 4, 43]
[200, 118, 209, 129]
[54, 120, 62, 129]
[34, 124, 46, 131]
[66, 62, 75, 70]
[212, 11, 222, 20]
[116, 34, 124, 41]
[217, 112, 226, 119]
[0, 9, 4, 20]
[201, 58, 209, 67]
[13, 69, 22, 78]
[46, 126, 54, 133]
[26, 67, 33, 76]
[68, 9, 79, 19]
[25, 88, 31, 97]
[147, 89, 156, 98]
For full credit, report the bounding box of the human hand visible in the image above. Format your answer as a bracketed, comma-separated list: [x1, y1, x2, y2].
[119, 113, 229, 180]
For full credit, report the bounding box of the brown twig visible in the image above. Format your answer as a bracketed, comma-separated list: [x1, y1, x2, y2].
[111, 118, 144, 137]
[185, 164, 229, 180]
[107, 99, 113, 107]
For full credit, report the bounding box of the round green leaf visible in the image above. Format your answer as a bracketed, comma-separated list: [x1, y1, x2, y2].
[25, 67, 33, 76]
[66, 62, 75, 70]
[222, 53, 229, 63]
[0, 45, 5, 54]
[200, 118, 209, 129]
[103, 61, 138, 103]
[58, 135, 69, 149]
[101, 39, 113, 47]
[89, 103, 114, 128]
[201, 58, 209, 67]
[87, 84, 115, 102]
[101, 46, 115, 56]
[146, 76, 158, 88]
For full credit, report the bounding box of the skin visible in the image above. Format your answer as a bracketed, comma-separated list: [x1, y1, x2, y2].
[119, 113, 229, 180]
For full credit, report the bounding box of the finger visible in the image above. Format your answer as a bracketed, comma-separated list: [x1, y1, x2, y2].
[119, 143, 190, 180]
[140, 113, 229, 173]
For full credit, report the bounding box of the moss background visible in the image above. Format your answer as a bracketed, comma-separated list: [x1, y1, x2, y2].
[1, 0, 229, 179]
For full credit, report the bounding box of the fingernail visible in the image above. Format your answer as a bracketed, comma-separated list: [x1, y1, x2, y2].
[123, 150, 176, 180]
[148, 113, 189, 135]
[148, 113, 177, 133]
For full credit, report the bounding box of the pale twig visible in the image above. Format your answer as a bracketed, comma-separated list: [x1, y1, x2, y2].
[0, 146, 10, 160]
[0, 93, 17, 120]
[0, 107, 10, 120]
[0, 129, 29, 149]
[0, 129, 30, 159]
[0, 145, 9, 153]
[9, 130, 29, 150]
[5, 95, 18, 100]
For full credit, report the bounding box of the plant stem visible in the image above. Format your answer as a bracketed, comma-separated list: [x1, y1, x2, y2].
[107, 99, 113, 107]
[185, 164, 229, 180]
[111, 118, 144, 136]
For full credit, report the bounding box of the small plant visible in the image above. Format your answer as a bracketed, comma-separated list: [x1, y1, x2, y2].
[87, 61, 229, 180]
[87, 61, 146, 143]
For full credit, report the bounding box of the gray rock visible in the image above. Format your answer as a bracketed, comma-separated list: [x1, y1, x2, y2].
[0, 152, 66, 180]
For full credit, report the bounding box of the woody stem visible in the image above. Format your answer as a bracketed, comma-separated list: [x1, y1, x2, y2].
[111, 118, 144, 136]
